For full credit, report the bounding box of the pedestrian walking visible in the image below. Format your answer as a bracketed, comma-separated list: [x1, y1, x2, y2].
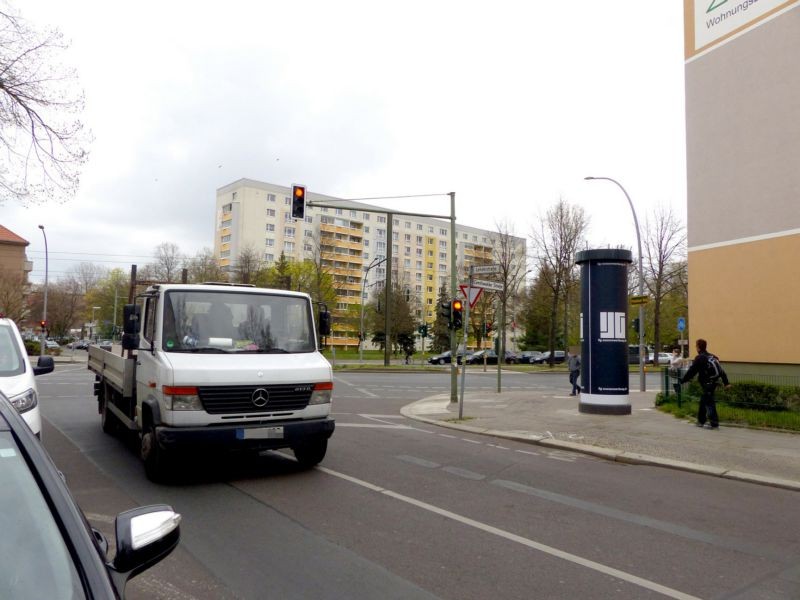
[567, 350, 581, 396]
[680, 338, 731, 429]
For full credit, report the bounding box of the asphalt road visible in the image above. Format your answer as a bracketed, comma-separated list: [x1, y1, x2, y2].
[38, 365, 800, 599]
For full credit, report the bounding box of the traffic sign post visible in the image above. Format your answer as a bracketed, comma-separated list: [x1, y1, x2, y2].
[473, 279, 504, 292]
[630, 295, 649, 306]
[459, 285, 483, 308]
[677, 317, 686, 357]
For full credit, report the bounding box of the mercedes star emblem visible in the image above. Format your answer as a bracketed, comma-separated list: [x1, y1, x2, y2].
[251, 388, 269, 408]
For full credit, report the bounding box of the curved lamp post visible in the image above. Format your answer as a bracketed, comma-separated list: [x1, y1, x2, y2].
[584, 176, 646, 392]
[359, 256, 387, 363]
[38, 225, 48, 358]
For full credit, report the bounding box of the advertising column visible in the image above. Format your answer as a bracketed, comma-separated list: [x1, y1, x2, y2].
[576, 249, 633, 415]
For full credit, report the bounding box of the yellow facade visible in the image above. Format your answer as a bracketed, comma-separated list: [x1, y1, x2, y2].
[688, 234, 800, 365]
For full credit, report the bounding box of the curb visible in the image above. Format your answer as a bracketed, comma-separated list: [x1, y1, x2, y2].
[401, 398, 800, 493]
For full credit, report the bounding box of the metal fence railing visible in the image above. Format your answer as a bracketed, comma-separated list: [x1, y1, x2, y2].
[660, 368, 800, 409]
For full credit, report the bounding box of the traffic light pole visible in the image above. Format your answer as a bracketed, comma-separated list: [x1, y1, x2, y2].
[449, 192, 458, 404]
[458, 268, 472, 418]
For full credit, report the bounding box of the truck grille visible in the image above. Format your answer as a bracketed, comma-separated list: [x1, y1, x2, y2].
[197, 384, 313, 414]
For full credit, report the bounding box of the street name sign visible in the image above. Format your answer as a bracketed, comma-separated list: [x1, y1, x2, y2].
[473, 279, 504, 292]
[471, 264, 501, 275]
[630, 295, 649, 305]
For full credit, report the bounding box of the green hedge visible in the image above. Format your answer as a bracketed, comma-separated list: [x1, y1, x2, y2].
[680, 380, 800, 412]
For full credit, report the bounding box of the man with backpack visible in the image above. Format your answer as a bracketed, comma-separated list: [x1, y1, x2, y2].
[680, 338, 731, 429]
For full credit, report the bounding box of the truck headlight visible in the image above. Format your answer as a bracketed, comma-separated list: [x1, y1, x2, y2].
[309, 382, 333, 405]
[162, 386, 203, 411]
[9, 388, 38, 414]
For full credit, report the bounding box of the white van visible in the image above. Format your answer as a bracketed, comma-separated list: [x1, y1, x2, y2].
[0, 317, 54, 438]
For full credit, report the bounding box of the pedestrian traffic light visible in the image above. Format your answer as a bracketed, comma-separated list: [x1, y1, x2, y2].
[631, 318, 640, 333]
[291, 184, 306, 219]
[451, 299, 463, 329]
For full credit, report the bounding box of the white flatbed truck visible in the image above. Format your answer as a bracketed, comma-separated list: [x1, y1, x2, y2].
[89, 282, 334, 481]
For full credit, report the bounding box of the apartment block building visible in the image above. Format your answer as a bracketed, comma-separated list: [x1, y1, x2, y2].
[683, 1, 799, 375]
[214, 179, 526, 348]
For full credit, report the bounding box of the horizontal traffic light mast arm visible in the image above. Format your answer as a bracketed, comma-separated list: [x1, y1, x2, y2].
[306, 197, 451, 220]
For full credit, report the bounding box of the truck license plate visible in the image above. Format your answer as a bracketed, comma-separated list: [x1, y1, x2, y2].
[240, 426, 284, 440]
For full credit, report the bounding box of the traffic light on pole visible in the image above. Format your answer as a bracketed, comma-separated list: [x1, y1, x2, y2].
[291, 184, 306, 219]
[438, 300, 451, 324]
[451, 299, 463, 329]
[40, 320, 47, 329]
[631, 318, 640, 333]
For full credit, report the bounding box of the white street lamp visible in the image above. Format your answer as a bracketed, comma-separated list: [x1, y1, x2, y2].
[38, 225, 48, 358]
[584, 176, 646, 392]
[91, 306, 101, 341]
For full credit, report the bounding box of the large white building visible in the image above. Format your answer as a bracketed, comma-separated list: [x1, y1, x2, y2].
[214, 179, 526, 348]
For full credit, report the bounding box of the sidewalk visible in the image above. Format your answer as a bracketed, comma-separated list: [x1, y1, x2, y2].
[401, 388, 800, 492]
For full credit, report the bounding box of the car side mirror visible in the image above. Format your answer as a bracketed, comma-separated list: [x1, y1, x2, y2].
[109, 504, 181, 595]
[33, 355, 54, 376]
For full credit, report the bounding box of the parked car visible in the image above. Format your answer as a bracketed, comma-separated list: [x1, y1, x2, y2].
[68, 339, 90, 350]
[518, 351, 543, 364]
[648, 352, 672, 365]
[465, 350, 518, 365]
[427, 350, 463, 365]
[534, 350, 566, 364]
[96, 339, 113, 351]
[0, 316, 54, 438]
[45, 339, 60, 350]
[0, 390, 181, 598]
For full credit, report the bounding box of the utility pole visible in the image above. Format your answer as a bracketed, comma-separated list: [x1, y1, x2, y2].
[449, 192, 458, 403]
[384, 214, 393, 366]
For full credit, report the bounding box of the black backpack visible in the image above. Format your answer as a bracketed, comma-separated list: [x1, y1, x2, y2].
[704, 354, 724, 386]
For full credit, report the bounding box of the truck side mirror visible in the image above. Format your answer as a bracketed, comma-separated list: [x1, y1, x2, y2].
[318, 310, 331, 337]
[123, 304, 140, 335]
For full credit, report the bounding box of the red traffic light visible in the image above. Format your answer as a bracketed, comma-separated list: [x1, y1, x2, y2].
[291, 184, 306, 219]
[452, 299, 463, 312]
[40, 320, 47, 328]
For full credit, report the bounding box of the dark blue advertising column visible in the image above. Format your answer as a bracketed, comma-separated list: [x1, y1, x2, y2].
[576, 249, 633, 415]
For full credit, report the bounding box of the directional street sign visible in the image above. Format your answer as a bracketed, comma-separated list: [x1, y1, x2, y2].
[459, 285, 483, 308]
[630, 295, 650, 305]
[473, 278, 504, 292]
[471, 264, 501, 275]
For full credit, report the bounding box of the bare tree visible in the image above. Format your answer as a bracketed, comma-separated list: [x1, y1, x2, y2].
[186, 248, 227, 283]
[643, 206, 686, 360]
[530, 198, 588, 364]
[65, 261, 106, 294]
[0, 266, 27, 321]
[150, 242, 183, 283]
[490, 219, 528, 361]
[231, 244, 263, 285]
[0, 5, 90, 205]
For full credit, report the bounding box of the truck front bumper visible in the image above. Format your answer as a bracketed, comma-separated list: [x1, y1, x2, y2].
[154, 417, 335, 452]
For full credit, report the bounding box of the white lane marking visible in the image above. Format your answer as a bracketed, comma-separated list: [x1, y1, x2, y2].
[461, 438, 482, 444]
[360, 414, 405, 419]
[316, 466, 701, 600]
[515, 450, 541, 456]
[337, 423, 412, 429]
[357, 388, 378, 398]
[439, 434, 457, 439]
[487, 444, 510, 450]
[361, 414, 403, 426]
[333, 376, 356, 387]
[397, 455, 441, 469]
[83, 512, 116, 524]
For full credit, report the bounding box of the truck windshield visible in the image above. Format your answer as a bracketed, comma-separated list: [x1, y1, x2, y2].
[162, 291, 316, 354]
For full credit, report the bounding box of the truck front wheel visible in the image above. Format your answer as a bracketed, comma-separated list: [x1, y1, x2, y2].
[141, 426, 172, 482]
[292, 439, 328, 469]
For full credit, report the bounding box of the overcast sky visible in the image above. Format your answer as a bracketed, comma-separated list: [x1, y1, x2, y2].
[7, 1, 687, 283]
